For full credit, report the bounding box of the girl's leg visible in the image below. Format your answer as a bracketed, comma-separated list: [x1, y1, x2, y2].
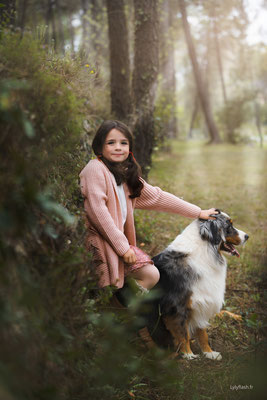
[126, 265, 160, 348]
[127, 264, 160, 290]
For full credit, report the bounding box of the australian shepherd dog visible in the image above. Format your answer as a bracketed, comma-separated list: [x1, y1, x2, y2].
[141, 211, 249, 360]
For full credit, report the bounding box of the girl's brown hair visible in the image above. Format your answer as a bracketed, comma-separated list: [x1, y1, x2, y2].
[92, 120, 144, 198]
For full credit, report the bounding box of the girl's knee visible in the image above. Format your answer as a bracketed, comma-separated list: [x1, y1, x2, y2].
[147, 266, 160, 289]
[128, 264, 160, 289]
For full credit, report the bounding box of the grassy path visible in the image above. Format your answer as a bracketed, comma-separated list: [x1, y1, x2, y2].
[134, 141, 266, 400]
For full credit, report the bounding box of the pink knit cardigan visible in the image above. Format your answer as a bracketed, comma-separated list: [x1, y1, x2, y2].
[79, 159, 201, 288]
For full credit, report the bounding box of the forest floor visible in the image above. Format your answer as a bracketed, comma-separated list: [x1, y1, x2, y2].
[132, 141, 267, 400]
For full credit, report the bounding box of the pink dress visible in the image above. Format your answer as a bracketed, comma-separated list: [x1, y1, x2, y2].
[124, 245, 154, 275]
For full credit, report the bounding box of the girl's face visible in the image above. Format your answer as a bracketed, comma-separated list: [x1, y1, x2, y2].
[102, 129, 130, 163]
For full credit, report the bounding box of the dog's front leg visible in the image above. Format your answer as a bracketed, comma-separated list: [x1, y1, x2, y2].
[163, 316, 198, 360]
[195, 328, 222, 360]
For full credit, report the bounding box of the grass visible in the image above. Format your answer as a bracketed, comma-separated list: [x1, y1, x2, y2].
[134, 140, 267, 400]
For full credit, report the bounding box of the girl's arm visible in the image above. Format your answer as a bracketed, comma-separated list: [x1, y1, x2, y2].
[135, 179, 201, 219]
[80, 163, 130, 257]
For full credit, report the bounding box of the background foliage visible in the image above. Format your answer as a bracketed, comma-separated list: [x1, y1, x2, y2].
[0, 1, 266, 399]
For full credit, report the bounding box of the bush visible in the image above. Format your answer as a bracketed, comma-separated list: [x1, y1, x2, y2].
[216, 95, 252, 143]
[0, 29, 91, 399]
[0, 30, 183, 400]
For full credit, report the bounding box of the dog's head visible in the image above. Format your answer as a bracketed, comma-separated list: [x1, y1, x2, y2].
[199, 210, 249, 258]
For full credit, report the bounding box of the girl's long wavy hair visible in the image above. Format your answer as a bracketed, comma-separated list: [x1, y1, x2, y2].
[92, 120, 144, 198]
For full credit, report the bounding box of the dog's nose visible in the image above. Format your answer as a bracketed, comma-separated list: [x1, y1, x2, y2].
[245, 234, 249, 241]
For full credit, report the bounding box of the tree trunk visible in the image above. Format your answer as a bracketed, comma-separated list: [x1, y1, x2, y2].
[178, 0, 221, 144]
[211, 5, 227, 104]
[81, 0, 90, 55]
[106, 0, 132, 120]
[55, 0, 65, 54]
[159, 0, 178, 139]
[51, 2, 57, 50]
[89, 0, 105, 69]
[254, 102, 263, 148]
[69, 15, 75, 54]
[45, 0, 56, 48]
[203, 18, 211, 99]
[187, 94, 198, 139]
[167, 0, 178, 138]
[18, 0, 28, 35]
[45, 0, 52, 45]
[132, 0, 159, 174]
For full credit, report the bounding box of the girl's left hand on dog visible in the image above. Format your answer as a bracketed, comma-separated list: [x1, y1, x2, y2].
[199, 208, 219, 220]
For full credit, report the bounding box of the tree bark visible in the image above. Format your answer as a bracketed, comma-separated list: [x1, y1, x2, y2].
[132, 0, 159, 174]
[89, 0, 105, 69]
[55, 0, 65, 54]
[203, 18, 211, 99]
[45, 0, 56, 48]
[69, 15, 75, 54]
[167, 0, 178, 138]
[50, 1, 57, 50]
[254, 102, 263, 148]
[159, 0, 178, 139]
[178, 0, 221, 143]
[187, 94, 199, 139]
[81, 0, 90, 55]
[18, 0, 28, 34]
[211, 5, 227, 104]
[106, 0, 132, 120]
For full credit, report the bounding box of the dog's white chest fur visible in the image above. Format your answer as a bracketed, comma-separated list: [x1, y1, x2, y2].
[189, 255, 226, 333]
[168, 220, 227, 334]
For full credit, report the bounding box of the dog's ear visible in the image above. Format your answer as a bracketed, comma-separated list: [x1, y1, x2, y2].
[210, 220, 222, 245]
[199, 220, 222, 245]
[210, 209, 221, 219]
[199, 220, 213, 241]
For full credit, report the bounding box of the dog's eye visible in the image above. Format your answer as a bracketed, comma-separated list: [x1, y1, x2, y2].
[226, 220, 233, 233]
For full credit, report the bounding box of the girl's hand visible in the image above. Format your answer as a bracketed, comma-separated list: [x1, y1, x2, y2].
[123, 248, 137, 265]
[199, 208, 219, 220]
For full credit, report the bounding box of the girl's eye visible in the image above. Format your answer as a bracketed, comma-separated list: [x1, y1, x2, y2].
[106, 141, 128, 145]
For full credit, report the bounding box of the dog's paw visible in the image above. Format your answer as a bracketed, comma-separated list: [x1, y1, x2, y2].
[182, 352, 199, 360]
[203, 351, 222, 360]
[217, 310, 242, 321]
[227, 312, 242, 321]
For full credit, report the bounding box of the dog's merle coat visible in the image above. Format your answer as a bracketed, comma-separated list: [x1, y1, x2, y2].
[141, 211, 248, 358]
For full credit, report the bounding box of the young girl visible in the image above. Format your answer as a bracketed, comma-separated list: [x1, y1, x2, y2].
[79, 120, 217, 292]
